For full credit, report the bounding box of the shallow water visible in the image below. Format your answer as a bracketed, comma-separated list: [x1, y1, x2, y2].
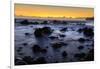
[15, 22, 94, 65]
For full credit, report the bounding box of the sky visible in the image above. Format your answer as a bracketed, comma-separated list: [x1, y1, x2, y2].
[15, 3, 94, 18]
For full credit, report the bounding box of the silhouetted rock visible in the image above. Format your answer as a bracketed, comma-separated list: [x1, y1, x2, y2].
[52, 43, 62, 49]
[62, 51, 68, 58]
[33, 57, 47, 64]
[59, 34, 66, 37]
[23, 56, 34, 64]
[59, 42, 68, 46]
[60, 27, 67, 32]
[25, 33, 30, 36]
[17, 47, 23, 52]
[15, 60, 27, 65]
[34, 27, 52, 37]
[42, 27, 52, 34]
[41, 48, 47, 53]
[84, 49, 94, 61]
[15, 58, 27, 65]
[74, 53, 86, 60]
[77, 46, 84, 50]
[23, 43, 28, 46]
[20, 20, 29, 25]
[83, 27, 94, 37]
[18, 53, 24, 55]
[34, 28, 43, 37]
[42, 21, 48, 24]
[48, 36, 58, 40]
[77, 28, 83, 33]
[78, 38, 85, 43]
[32, 45, 41, 53]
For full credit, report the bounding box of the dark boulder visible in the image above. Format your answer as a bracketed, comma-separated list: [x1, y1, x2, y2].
[78, 38, 85, 43]
[84, 49, 94, 61]
[77, 46, 84, 50]
[41, 48, 47, 53]
[34, 27, 52, 37]
[48, 36, 58, 40]
[20, 20, 29, 25]
[60, 27, 67, 32]
[22, 56, 34, 64]
[33, 57, 47, 64]
[32, 45, 41, 53]
[52, 43, 62, 49]
[62, 51, 68, 58]
[34, 28, 43, 37]
[74, 53, 86, 60]
[59, 34, 66, 38]
[24, 33, 30, 36]
[22, 43, 28, 46]
[83, 27, 94, 37]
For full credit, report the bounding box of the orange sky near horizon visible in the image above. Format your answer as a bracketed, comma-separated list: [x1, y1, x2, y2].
[15, 3, 94, 18]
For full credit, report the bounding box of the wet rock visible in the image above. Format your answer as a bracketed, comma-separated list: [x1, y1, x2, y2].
[42, 21, 48, 24]
[34, 27, 52, 37]
[62, 51, 68, 58]
[23, 56, 34, 64]
[74, 53, 86, 60]
[83, 27, 94, 37]
[59, 42, 68, 46]
[60, 27, 67, 32]
[18, 53, 24, 55]
[41, 48, 47, 53]
[17, 49, 21, 52]
[42, 27, 52, 34]
[34, 28, 43, 37]
[59, 34, 66, 38]
[15, 60, 27, 65]
[15, 57, 27, 65]
[84, 49, 94, 61]
[20, 20, 29, 25]
[77, 28, 83, 33]
[33, 57, 47, 64]
[23, 43, 28, 46]
[78, 38, 85, 43]
[32, 45, 41, 53]
[25, 33, 30, 36]
[48, 36, 58, 40]
[17, 47, 23, 52]
[77, 46, 84, 50]
[52, 43, 62, 49]
[18, 47, 23, 49]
